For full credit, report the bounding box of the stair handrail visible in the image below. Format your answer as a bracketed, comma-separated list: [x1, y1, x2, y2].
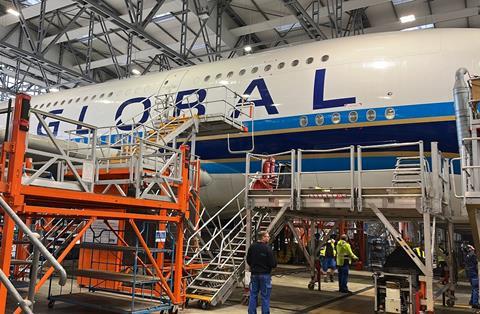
[0, 267, 32, 314]
[217, 208, 247, 268]
[185, 190, 246, 264]
[94, 84, 250, 149]
[185, 187, 246, 256]
[185, 206, 245, 264]
[0, 195, 67, 286]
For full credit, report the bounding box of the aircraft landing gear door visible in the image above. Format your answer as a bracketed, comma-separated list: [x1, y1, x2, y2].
[155, 69, 189, 117]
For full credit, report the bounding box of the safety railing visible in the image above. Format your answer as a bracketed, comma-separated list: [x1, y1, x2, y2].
[357, 141, 428, 212]
[0, 194, 67, 313]
[297, 146, 355, 211]
[26, 109, 98, 193]
[82, 84, 253, 154]
[216, 207, 247, 269]
[184, 188, 245, 264]
[450, 137, 480, 201]
[245, 150, 296, 208]
[244, 142, 443, 213]
[19, 106, 190, 203]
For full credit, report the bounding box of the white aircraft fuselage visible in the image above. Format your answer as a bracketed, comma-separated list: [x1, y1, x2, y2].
[1, 28, 479, 214]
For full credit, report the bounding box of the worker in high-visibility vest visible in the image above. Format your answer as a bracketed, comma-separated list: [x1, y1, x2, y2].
[320, 235, 337, 283]
[465, 244, 479, 309]
[436, 245, 448, 279]
[413, 246, 425, 260]
[336, 234, 358, 293]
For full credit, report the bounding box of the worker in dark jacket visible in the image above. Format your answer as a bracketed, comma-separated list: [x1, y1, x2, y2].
[247, 231, 277, 314]
[465, 244, 479, 309]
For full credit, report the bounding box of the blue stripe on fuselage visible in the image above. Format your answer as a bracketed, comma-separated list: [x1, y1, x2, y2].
[197, 120, 458, 160]
[242, 101, 454, 132]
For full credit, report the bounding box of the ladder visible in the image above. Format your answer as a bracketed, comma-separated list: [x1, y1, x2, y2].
[392, 156, 429, 187]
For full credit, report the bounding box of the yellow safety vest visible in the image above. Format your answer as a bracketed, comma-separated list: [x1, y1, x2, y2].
[336, 240, 358, 266]
[414, 247, 425, 259]
[320, 240, 336, 257]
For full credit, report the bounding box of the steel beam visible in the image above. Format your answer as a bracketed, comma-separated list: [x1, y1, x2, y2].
[0, 40, 95, 85]
[365, 7, 480, 33]
[230, 0, 390, 37]
[71, 0, 193, 66]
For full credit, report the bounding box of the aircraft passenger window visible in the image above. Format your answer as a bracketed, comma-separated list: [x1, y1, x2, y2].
[299, 116, 308, 127]
[53, 101, 58, 107]
[39, 104, 44, 109]
[322, 55, 329, 62]
[306, 57, 314, 64]
[164, 80, 169, 85]
[68, 99, 73, 104]
[277, 62, 285, 70]
[348, 111, 358, 123]
[366, 109, 376, 121]
[99, 93, 105, 99]
[61, 100, 65, 105]
[291, 60, 299, 67]
[239, 69, 246, 76]
[385, 108, 395, 120]
[76, 97, 80, 103]
[204, 75, 211, 82]
[216, 73, 222, 79]
[264, 65, 271, 72]
[251, 67, 258, 74]
[227, 71, 234, 78]
[108, 92, 113, 97]
[332, 113, 341, 124]
[315, 114, 324, 125]
[83, 96, 88, 101]
[91, 95, 96, 100]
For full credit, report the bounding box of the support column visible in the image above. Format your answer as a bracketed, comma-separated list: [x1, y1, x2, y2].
[174, 217, 185, 304]
[423, 212, 434, 313]
[0, 216, 15, 313]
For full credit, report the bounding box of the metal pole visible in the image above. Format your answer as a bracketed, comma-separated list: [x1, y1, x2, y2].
[27, 243, 40, 310]
[350, 145, 355, 212]
[297, 149, 302, 211]
[357, 146, 363, 212]
[0, 196, 67, 286]
[245, 153, 252, 251]
[0, 268, 32, 314]
[423, 212, 434, 312]
[291, 149, 295, 210]
[4, 99, 12, 143]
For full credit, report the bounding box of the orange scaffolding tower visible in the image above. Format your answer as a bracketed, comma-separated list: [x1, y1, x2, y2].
[0, 94, 196, 313]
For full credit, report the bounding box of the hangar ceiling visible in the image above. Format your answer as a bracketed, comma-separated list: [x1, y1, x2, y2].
[0, 0, 479, 100]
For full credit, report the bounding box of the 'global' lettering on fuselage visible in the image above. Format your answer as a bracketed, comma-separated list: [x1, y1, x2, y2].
[36, 69, 356, 136]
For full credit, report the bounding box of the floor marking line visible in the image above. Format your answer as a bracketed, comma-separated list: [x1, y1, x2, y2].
[289, 285, 375, 313]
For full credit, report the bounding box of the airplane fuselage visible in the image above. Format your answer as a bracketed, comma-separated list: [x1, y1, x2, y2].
[1, 28, 479, 212]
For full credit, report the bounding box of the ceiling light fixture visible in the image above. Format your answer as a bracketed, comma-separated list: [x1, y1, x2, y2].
[400, 14, 415, 23]
[131, 68, 141, 75]
[244, 45, 252, 53]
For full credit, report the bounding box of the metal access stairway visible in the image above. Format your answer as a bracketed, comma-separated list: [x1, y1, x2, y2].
[185, 187, 249, 308]
[392, 156, 429, 187]
[185, 187, 286, 308]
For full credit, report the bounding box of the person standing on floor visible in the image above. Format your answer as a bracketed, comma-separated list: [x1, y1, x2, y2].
[465, 244, 479, 309]
[247, 231, 277, 314]
[336, 234, 358, 293]
[320, 234, 337, 282]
